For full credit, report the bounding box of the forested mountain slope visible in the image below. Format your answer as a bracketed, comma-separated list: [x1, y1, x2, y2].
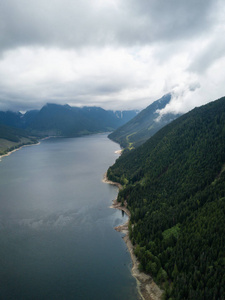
[0, 111, 23, 128]
[0, 124, 38, 155]
[107, 96, 225, 299]
[108, 94, 180, 149]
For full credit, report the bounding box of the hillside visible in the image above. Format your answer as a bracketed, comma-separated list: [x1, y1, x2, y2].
[108, 94, 180, 149]
[0, 124, 38, 156]
[107, 97, 225, 299]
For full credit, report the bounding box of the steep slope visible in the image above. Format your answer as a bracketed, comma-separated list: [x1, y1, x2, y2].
[22, 110, 39, 128]
[108, 94, 180, 149]
[107, 96, 225, 299]
[0, 111, 23, 128]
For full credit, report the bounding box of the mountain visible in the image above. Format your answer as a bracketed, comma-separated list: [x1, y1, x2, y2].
[0, 124, 38, 155]
[107, 96, 225, 299]
[108, 94, 180, 149]
[0, 104, 138, 137]
[22, 110, 39, 128]
[25, 104, 138, 136]
[0, 110, 40, 129]
[0, 111, 24, 128]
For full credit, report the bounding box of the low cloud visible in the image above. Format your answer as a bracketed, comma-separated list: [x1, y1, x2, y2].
[157, 54, 225, 117]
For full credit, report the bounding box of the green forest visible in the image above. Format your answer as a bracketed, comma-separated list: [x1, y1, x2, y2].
[107, 97, 225, 299]
[0, 124, 38, 155]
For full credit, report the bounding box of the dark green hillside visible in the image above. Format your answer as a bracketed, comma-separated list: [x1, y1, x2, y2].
[107, 97, 225, 299]
[0, 124, 38, 155]
[108, 94, 180, 149]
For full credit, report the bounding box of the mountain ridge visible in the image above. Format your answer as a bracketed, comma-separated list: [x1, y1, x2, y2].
[108, 94, 180, 149]
[0, 103, 138, 135]
[0, 103, 138, 154]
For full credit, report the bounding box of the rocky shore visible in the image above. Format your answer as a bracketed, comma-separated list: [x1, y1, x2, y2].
[103, 173, 163, 300]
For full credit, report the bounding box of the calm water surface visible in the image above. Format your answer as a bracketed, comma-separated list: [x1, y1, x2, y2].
[0, 134, 138, 300]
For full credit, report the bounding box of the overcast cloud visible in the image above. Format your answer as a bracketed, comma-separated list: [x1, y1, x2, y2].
[0, 0, 224, 112]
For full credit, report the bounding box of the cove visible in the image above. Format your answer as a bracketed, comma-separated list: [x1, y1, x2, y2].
[0, 134, 138, 300]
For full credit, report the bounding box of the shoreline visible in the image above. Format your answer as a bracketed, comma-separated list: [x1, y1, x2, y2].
[0, 141, 40, 161]
[103, 173, 163, 300]
[0, 135, 56, 162]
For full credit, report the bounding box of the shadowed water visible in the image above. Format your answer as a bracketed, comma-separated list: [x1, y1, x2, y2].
[0, 134, 138, 300]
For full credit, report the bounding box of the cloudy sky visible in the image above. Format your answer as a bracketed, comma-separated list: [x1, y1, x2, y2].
[0, 0, 225, 113]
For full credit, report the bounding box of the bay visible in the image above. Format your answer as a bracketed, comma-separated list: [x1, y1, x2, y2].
[0, 134, 138, 300]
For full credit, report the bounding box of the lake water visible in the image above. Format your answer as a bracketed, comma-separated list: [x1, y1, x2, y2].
[0, 134, 138, 300]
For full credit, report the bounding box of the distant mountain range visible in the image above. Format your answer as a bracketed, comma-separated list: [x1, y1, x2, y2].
[108, 94, 180, 149]
[0, 96, 181, 155]
[0, 103, 139, 136]
[0, 103, 138, 154]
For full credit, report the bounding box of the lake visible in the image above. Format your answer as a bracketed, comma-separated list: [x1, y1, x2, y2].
[0, 134, 138, 300]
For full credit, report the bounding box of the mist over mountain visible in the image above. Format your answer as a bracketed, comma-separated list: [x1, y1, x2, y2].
[108, 94, 180, 149]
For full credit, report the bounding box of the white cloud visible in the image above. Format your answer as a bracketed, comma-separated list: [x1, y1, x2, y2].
[157, 54, 225, 117]
[0, 0, 225, 112]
